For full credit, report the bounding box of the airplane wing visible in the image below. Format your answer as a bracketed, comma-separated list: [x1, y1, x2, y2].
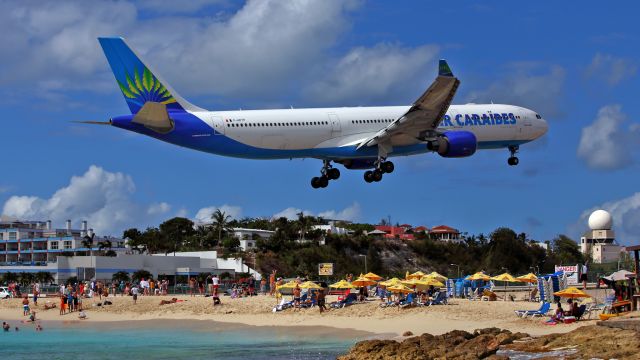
[356, 60, 460, 150]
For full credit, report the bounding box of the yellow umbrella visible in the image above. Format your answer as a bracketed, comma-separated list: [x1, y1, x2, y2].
[468, 272, 490, 281]
[490, 272, 521, 301]
[516, 273, 538, 283]
[421, 278, 445, 287]
[379, 277, 402, 287]
[299, 281, 322, 289]
[363, 272, 383, 281]
[490, 273, 519, 282]
[387, 284, 414, 294]
[329, 280, 355, 289]
[407, 271, 427, 279]
[400, 278, 422, 286]
[554, 287, 591, 299]
[352, 276, 377, 287]
[276, 280, 299, 290]
[426, 272, 447, 281]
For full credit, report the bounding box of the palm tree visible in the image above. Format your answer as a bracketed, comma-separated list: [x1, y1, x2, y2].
[19, 272, 35, 286]
[98, 239, 112, 253]
[82, 233, 96, 256]
[211, 209, 232, 245]
[112, 271, 130, 283]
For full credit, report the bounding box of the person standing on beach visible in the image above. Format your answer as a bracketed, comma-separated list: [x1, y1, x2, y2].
[22, 295, 30, 316]
[132, 285, 139, 304]
[269, 270, 276, 296]
[260, 277, 267, 295]
[189, 277, 196, 297]
[293, 284, 301, 311]
[581, 261, 589, 290]
[317, 288, 327, 313]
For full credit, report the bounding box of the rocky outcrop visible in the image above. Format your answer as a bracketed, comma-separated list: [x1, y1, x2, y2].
[338, 328, 527, 360]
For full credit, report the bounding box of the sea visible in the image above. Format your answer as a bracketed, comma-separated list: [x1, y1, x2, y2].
[1, 320, 371, 359]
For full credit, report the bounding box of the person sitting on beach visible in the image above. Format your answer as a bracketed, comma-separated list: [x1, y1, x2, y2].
[551, 301, 564, 322]
[78, 310, 87, 320]
[565, 299, 579, 317]
[44, 301, 56, 310]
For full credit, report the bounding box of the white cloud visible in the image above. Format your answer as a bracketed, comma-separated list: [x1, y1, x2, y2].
[1, 165, 168, 235]
[585, 53, 637, 86]
[466, 63, 565, 118]
[577, 105, 640, 170]
[575, 193, 640, 245]
[272, 202, 361, 221]
[305, 44, 439, 105]
[147, 202, 171, 215]
[194, 204, 243, 224]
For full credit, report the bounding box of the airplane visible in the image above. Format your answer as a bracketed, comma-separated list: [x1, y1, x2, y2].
[86, 37, 548, 189]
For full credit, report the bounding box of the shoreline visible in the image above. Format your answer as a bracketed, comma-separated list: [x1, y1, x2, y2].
[0, 294, 594, 338]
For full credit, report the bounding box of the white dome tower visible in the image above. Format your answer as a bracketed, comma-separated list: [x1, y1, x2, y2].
[581, 209, 620, 264]
[588, 210, 612, 230]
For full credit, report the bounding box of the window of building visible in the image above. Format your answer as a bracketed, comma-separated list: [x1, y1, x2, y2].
[63, 241, 72, 249]
[9, 232, 17, 240]
[50, 241, 58, 250]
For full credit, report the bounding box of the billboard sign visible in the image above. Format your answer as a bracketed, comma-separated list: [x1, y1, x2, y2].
[555, 264, 579, 285]
[318, 263, 334, 276]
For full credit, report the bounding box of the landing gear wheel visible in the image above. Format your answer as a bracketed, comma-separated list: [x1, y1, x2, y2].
[318, 176, 329, 188]
[327, 168, 340, 180]
[311, 177, 321, 188]
[508, 157, 519, 166]
[381, 161, 394, 174]
[364, 171, 374, 183]
[372, 169, 383, 182]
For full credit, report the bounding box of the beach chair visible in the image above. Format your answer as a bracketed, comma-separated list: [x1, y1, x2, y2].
[514, 302, 550, 318]
[575, 304, 587, 320]
[331, 293, 357, 309]
[429, 291, 448, 305]
[399, 293, 416, 308]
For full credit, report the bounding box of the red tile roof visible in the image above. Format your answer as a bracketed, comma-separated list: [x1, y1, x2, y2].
[430, 225, 459, 234]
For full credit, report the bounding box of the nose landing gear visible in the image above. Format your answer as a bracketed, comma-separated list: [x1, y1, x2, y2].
[311, 160, 340, 189]
[507, 145, 519, 166]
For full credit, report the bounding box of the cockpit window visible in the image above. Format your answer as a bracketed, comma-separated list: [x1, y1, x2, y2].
[535, 114, 542, 119]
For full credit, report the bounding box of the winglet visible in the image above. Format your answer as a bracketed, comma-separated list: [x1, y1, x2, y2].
[438, 59, 453, 77]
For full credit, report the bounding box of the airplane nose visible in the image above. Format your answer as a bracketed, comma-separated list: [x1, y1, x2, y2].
[537, 118, 548, 137]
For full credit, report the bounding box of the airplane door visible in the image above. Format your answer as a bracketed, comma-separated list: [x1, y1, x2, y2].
[208, 115, 225, 135]
[328, 113, 341, 134]
[518, 115, 532, 140]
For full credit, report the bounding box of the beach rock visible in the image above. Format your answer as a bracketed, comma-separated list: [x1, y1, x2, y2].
[338, 328, 530, 360]
[402, 331, 413, 336]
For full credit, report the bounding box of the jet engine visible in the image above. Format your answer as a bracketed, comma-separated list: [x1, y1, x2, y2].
[427, 131, 477, 158]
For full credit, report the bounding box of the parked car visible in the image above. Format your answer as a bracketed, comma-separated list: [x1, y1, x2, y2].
[0, 287, 12, 299]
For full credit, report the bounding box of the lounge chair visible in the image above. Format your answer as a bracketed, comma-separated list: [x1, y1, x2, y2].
[429, 291, 448, 305]
[575, 304, 587, 320]
[514, 302, 550, 318]
[399, 293, 416, 308]
[331, 293, 357, 309]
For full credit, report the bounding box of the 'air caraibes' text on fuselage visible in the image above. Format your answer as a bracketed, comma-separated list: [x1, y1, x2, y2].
[442, 113, 517, 127]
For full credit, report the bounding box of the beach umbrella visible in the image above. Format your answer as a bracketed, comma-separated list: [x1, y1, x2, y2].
[425, 272, 447, 282]
[554, 287, 591, 299]
[352, 276, 377, 287]
[276, 280, 299, 290]
[407, 271, 427, 279]
[490, 273, 521, 301]
[400, 278, 422, 286]
[468, 272, 490, 281]
[299, 281, 322, 289]
[379, 278, 402, 287]
[421, 278, 445, 288]
[363, 272, 383, 281]
[604, 270, 634, 282]
[329, 280, 355, 289]
[387, 284, 414, 294]
[516, 273, 539, 284]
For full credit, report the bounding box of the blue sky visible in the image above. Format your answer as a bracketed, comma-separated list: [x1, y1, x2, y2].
[1, 1, 639, 244]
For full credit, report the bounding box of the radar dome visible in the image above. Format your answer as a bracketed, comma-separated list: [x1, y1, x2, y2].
[588, 209, 612, 230]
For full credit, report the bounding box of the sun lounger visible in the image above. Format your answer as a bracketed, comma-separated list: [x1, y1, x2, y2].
[330, 293, 357, 309]
[575, 304, 587, 320]
[429, 291, 448, 305]
[514, 302, 551, 318]
[399, 293, 416, 308]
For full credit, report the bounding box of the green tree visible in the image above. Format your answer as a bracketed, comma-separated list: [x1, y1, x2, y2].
[112, 271, 130, 283]
[19, 272, 35, 285]
[551, 235, 584, 265]
[222, 237, 241, 254]
[159, 217, 195, 254]
[211, 209, 233, 245]
[2, 271, 19, 284]
[65, 276, 78, 285]
[35, 271, 54, 284]
[132, 269, 152, 282]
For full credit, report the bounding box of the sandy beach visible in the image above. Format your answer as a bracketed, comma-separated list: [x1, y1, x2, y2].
[0, 292, 599, 337]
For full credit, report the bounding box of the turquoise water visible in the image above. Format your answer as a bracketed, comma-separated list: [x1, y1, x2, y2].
[1, 320, 366, 359]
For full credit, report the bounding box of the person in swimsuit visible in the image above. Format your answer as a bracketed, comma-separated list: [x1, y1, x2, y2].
[22, 295, 30, 316]
[293, 285, 301, 311]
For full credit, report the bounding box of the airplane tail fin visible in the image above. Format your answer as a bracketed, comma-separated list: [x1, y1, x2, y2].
[98, 37, 204, 114]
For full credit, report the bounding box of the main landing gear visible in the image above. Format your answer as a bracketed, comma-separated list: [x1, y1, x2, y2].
[311, 160, 340, 189]
[364, 160, 394, 183]
[507, 145, 519, 166]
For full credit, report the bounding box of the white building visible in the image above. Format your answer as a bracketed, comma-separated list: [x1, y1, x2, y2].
[580, 210, 623, 264]
[232, 228, 275, 251]
[312, 221, 352, 236]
